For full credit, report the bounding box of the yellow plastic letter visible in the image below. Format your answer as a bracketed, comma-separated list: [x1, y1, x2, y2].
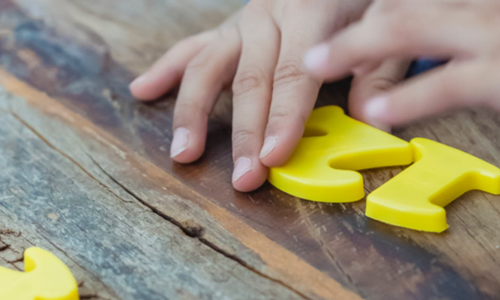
[0, 247, 79, 300]
[366, 138, 500, 232]
[268, 106, 413, 202]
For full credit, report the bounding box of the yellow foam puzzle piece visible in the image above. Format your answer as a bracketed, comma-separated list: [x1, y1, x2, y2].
[268, 106, 413, 202]
[0, 247, 79, 300]
[366, 138, 500, 232]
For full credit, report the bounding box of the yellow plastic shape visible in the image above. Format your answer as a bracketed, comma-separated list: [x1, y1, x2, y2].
[366, 138, 500, 232]
[0, 247, 79, 300]
[268, 106, 413, 202]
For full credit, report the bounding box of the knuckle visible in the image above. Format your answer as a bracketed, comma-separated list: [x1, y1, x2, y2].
[175, 101, 210, 121]
[268, 104, 306, 129]
[185, 56, 210, 74]
[273, 61, 309, 89]
[232, 69, 266, 98]
[369, 76, 400, 92]
[232, 128, 257, 150]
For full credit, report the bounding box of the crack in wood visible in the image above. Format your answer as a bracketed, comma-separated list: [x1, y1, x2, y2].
[0, 228, 21, 236]
[0, 238, 10, 252]
[87, 154, 312, 300]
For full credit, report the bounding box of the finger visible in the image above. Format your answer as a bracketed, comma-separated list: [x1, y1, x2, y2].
[171, 29, 241, 163]
[304, 0, 488, 81]
[231, 5, 280, 192]
[363, 62, 490, 127]
[260, 2, 334, 167]
[349, 58, 411, 131]
[130, 31, 216, 101]
[352, 61, 383, 78]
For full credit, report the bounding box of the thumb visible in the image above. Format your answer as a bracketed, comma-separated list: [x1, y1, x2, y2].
[348, 58, 411, 132]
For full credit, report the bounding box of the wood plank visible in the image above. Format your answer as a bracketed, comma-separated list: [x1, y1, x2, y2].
[0, 108, 307, 300]
[0, 0, 499, 299]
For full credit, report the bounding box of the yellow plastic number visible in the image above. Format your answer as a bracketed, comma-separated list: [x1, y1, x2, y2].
[366, 138, 500, 232]
[0, 247, 79, 300]
[268, 106, 413, 203]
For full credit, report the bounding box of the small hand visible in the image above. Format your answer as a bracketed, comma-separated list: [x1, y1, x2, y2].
[305, 0, 500, 129]
[130, 0, 371, 192]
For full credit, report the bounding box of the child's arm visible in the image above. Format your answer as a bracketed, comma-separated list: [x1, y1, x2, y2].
[305, 0, 500, 130]
[130, 0, 390, 192]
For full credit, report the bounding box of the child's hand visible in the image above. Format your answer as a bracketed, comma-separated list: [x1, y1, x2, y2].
[305, 0, 500, 130]
[130, 0, 372, 192]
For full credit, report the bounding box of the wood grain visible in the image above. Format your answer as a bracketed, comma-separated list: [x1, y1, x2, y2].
[0, 0, 499, 299]
[0, 108, 308, 300]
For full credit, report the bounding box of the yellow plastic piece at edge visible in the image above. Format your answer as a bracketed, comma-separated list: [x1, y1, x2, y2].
[0, 247, 79, 300]
[268, 106, 413, 202]
[366, 138, 500, 232]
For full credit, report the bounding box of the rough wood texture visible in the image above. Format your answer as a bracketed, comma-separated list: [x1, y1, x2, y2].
[0, 108, 307, 300]
[0, 0, 499, 299]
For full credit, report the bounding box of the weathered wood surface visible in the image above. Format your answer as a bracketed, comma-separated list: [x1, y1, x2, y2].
[0, 108, 310, 300]
[0, 0, 499, 299]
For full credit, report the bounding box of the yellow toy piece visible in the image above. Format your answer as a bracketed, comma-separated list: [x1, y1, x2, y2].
[268, 106, 413, 202]
[366, 138, 500, 232]
[0, 247, 79, 300]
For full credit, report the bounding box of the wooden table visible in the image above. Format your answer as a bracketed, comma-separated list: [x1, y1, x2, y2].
[0, 1, 499, 299]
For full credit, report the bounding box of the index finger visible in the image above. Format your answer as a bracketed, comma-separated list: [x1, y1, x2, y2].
[304, 0, 489, 81]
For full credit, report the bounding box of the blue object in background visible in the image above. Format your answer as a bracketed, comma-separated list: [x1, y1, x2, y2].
[406, 59, 448, 78]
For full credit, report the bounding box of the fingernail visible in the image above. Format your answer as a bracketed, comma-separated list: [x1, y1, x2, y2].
[129, 74, 147, 90]
[304, 44, 329, 71]
[170, 127, 190, 158]
[365, 97, 391, 132]
[232, 157, 253, 183]
[260, 136, 277, 159]
[365, 96, 388, 120]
